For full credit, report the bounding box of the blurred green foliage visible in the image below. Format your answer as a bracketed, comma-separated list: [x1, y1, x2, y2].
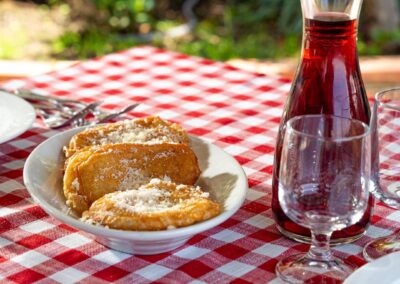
[46, 0, 399, 60]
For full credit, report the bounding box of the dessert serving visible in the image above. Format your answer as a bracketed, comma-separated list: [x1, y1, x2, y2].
[82, 178, 221, 231]
[62, 116, 221, 230]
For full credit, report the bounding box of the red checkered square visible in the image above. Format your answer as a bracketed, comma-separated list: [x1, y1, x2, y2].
[54, 250, 90, 266]
[93, 266, 130, 282]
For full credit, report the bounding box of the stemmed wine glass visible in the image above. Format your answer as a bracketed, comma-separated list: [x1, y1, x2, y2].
[364, 87, 400, 261]
[276, 114, 370, 283]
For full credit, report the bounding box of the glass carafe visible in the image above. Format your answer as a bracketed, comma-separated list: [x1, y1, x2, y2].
[272, 0, 373, 244]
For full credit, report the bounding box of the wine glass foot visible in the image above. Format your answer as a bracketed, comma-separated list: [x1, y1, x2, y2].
[276, 253, 356, 283]
[363, 235, 400, 262]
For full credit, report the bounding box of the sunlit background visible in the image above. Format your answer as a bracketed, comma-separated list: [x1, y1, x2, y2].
[0, 0, 399, 61]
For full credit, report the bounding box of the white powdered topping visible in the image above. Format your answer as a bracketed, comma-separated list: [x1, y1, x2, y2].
[109, 186, 175, 213]
[109, 179, 211, 213]
[72, 178, 80, 192]
[118, 168, 149, 191]
[92, 119, 184, 145]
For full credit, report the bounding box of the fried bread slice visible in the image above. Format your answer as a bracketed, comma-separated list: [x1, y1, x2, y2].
[81, 179, 221, 231]
[64, 116, 189, 158]
[64, 143, 200, 215]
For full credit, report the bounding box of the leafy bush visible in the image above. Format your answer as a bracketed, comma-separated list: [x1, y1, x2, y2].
[47, 0, 399, 60]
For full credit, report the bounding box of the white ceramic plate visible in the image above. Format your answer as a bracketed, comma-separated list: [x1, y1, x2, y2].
[23, 127, 248, 255]
[0, 91, 35, 144]
[344, 252, 400, 284]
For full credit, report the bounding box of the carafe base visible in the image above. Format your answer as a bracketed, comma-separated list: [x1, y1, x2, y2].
[276, 224, 366, 245]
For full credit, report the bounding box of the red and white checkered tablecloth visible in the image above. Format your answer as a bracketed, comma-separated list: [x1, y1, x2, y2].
[0, 46, 398, 283]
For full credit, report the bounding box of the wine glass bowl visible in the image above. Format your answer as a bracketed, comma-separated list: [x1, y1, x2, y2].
[276, 115, 370, 283]
[364, 87, 400, 261]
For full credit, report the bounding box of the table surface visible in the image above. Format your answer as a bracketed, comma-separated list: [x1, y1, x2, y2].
[0, 46, 398, 283]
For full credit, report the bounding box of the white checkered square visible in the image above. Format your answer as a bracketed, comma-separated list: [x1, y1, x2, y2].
[49, 267, 89, 284]
[263, 107, 283, 116]
[174, 246, 211, 259]
[181, 102, 204, 111]
[205, 94, 229, 102]
[175, 73, 199, 81]
[150, 66, 174, 75]
[178, 86, 201, 96]
[185, 118, 209, 128]
[0, 180, 23, 194]
[233, 101, 258, 109]
[244, 214, 274, 229]
[253, 243, 288, 258]
[214, 125, 241, 136]
[102, 67, 125, 76]
[217, 261, 255, 277]
[2, 160, 24, 170]
[246, 189, 265, 202]
[386, 142, 400, 154]
[136, 264, 173, 281]
[211, 229, 244, 242]
[174, 59, 196, 68]
[151, 80, 176, 89]
[334, 243, 363, 255]
[75, 88, 99, 97]
[223, 71, 250, 81]
[103, 96, 126, 104]
[52, 81, 76, 90]
[9, 140, 36, 149]
[200, 78, 224, 88]
[224, 145, 248, 156]
[240, 117, 265, 126]
[246, 134, 274, 144]
[365, 225, 393, 238]
[0, 207, 19, 217]
[254, 154, 274, 165]
[386, 211, 400, 222]
[20, 220, 56, 234]
[77, 74, 103, 83]
[11, 250, 50, 268]
[92, 250, 131, 265]
[127, 60, 152, 70]
[157, 110, 180, 119]
[55, 233, 92, 248]
[210, 109, 235, 118]
[227, 85, 253, 95]
[151, 53, 173, 62]
[102, 80, 125, 90]
[0, 236, 12, 248]
[257, 92, 283, 101]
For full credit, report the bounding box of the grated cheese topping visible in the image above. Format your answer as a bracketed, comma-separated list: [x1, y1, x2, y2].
[107, 179, 208, 213]
[91, 118, 186, 146]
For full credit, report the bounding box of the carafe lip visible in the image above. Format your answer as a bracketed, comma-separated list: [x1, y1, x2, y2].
[300, 0, 364, 21]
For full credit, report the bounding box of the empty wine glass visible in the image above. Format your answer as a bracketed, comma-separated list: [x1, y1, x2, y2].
[276, 114, 370, 283]
[364, 87, 400, 261]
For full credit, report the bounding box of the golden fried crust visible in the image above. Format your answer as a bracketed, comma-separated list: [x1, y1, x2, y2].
[64, 143, 200, 215]
[64, 116, 189, 158]
[81, 180, 221, 231]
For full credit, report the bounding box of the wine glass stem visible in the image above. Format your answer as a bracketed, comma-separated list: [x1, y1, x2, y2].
[307, 230, 333, 261]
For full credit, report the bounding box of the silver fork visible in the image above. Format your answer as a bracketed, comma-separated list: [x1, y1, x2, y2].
[73, 103, 140, 127]
[39, 102, 102, 129]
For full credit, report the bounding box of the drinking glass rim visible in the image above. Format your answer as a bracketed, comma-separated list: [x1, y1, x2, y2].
[375, 87, 400, 111]
[286, 114, 370, 142]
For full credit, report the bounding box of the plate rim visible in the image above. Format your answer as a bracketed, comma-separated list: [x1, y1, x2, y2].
[0, 91, 35, 144]
[23, 126, 248, 241]
[344, 251, 400, 284]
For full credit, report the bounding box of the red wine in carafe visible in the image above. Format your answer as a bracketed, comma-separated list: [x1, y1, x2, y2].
[271, 13, 373, 243]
